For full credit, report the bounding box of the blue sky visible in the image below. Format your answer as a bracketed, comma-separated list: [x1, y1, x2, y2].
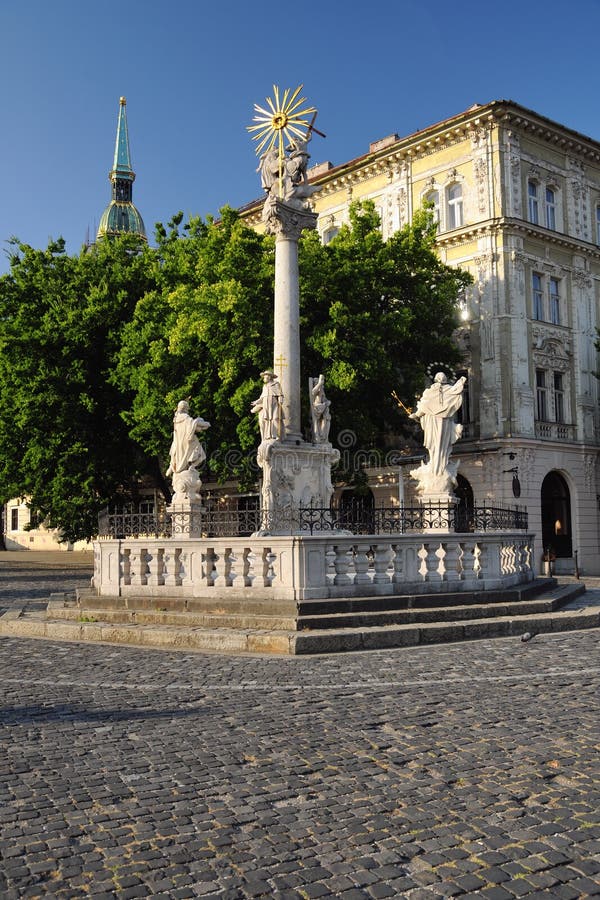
[2, 0, 600, 274]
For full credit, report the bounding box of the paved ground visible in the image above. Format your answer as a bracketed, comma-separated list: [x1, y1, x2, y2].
[1, 557, 600, 899]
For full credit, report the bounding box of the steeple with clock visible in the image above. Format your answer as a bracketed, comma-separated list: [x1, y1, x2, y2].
[96, 97, 147, 242]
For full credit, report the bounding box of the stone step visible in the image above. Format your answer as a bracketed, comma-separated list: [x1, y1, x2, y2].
[297, 593, 577, 631]
[50, 601, 297, 632]
[296, 577, 558, 616]
[75, 590, 297, 618]
[2, 599, 599, 656]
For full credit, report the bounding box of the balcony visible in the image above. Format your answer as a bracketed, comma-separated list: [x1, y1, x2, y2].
[535, 421, 575, 441]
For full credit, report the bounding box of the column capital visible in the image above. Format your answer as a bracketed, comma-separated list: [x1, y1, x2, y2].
[263, 196, 318, 240]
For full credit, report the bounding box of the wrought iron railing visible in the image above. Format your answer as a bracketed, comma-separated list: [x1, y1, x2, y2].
[98, 501, 528, 539]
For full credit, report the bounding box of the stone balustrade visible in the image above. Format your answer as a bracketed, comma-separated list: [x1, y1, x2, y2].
[93, 532, 534, 601]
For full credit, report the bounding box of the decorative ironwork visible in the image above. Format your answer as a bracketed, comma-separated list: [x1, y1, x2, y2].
[99, 500, 528, 539]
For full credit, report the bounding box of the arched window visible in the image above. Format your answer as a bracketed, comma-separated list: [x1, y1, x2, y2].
[447, 184, 463, 229]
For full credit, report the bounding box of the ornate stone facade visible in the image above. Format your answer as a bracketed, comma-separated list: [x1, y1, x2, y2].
[242, 100, 600, 574]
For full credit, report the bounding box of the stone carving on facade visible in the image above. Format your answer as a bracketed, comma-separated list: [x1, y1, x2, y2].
[474, 157, 488, 214]
[309, 375, 332, 444]
[251, 370, 285, 442]
[409, 373, 466, 498]
[166, 401, 211, 503]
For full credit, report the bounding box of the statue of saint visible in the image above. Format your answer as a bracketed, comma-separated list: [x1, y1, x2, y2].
[309, 374, 331, 443]
[166, 401, 210, 502]
[410, 372, 466, 478]
[251, 370, 285, 442]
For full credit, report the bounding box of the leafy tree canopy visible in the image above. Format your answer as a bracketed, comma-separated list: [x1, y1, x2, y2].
[0, 202, 470, 541]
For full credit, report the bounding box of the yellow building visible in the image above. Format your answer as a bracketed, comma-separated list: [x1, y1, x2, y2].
[244, 99, 600, 574]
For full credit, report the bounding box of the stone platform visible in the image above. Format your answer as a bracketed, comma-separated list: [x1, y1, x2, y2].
[2, 578, 599, 655]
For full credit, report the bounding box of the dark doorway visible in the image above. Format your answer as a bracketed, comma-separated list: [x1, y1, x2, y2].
[455, 474, 475, 532]
[541, 472, 572, 558]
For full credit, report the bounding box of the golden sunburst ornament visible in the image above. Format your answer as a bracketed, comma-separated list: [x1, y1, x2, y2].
[248, 85, 317, 197]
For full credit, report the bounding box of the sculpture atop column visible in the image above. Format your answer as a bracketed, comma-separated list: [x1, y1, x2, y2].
[309, 374, 331, 444]
[251, 370, 285, 442]
[166, 400, 210, 503]
[410, 372, 466, 500]
[247, 86, 339, 533]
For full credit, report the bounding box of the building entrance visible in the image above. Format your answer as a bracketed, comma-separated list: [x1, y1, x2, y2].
[541, 472, 572, 559]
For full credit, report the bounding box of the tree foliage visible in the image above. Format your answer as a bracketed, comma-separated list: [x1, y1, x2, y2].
[0, 235, 153, 542]
[0, 202, 470, 541]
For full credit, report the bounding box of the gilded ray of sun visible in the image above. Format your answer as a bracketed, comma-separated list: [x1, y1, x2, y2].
[248, 85, 316, 195]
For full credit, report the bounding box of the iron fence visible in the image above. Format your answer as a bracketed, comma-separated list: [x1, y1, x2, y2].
[98, 501, 528, 539]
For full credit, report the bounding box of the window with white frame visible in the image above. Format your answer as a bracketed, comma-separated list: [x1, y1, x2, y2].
[322, 225, 340, 245]
[425, 190, 440, 226]
[447, 183, 463, 229]
[545, 187, 557, 230]
[10, 508, 19, 531]
[549, 277, 561, 325]
[536, 369, 548, 420]
[528, 181, 539, 224]
[532, 272, 544, 320]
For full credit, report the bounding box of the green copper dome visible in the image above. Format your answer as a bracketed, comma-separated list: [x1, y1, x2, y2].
[96, 97, 147, 242]
[97, 201, 146, 238]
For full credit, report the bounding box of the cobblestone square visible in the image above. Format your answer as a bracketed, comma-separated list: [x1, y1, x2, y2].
[0, 558, 599, 898]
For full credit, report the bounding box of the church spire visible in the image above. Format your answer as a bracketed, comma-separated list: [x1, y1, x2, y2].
[96, 97, 147, 242]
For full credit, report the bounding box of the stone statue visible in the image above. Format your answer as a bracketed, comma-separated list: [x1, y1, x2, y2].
[251, 370, 285, 442]
[166, 400, 211, 503]
[410, 372, 466, 497]
[309, 374, 331, 443]
[259, 133, 320, 217]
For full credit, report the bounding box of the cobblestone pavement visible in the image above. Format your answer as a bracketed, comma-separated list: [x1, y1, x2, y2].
[1, 563, 600, 898]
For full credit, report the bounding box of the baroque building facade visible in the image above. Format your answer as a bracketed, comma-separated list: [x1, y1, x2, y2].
[242, 100, 600, 574]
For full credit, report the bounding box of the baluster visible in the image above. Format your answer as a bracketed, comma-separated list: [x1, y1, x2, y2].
[372, 543, 392, 584]
[333, 545, 352, 586]
[354, 543, 372, 585]
[264, 549, 276, 586]
[211, 546, 227, 588]
[391, 544, 404, 585]
[128, 547, 147, 586]
[244, 548, 256, 587]
[147, 548, 164, 586]
[434, 543, 447, 580]
[121, 548, 131, 586]
[163, 548, 181, 587]
[204, 548, 217, 586]
[225, 548, 238, 587]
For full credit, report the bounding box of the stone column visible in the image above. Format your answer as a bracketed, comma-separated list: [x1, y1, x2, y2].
[265, 197, 318, 443]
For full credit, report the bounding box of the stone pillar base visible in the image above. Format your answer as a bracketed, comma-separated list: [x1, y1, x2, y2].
[256, 439, 340, 535]
[166, 501, 206, 539]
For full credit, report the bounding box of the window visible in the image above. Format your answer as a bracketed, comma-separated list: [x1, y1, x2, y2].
[553, 372, 565, 423]
[549, 278, 560, 325]
[532, 273, 544, 320]
[10, 508, 19, 531]
[447, 184, 463, 229]
[545, 188, 556, 230]
[536, 370, 548, 421]
[596, 205, 600, 245]
[528, 181, 539, 224]
[426, 190, 440, 226]
[322, 226, 340, 245]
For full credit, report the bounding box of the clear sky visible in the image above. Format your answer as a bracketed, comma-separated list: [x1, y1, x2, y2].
[2, 0, 600, 274]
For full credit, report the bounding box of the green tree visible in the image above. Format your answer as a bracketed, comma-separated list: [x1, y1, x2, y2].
[0, 202, 470, 541]
[0, 234, 154, 542]
[114, 208, 274, 489]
